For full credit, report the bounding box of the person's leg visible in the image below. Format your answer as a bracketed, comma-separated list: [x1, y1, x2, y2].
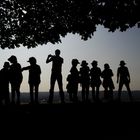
[5, 87, 10, 105]
[73, 84, 78, 102]
[29, 83, 34, 104]
[125, 83, 133, 101]
[48, 74, 56, 103]
[92, 85, 96, 101]
[11, 84, 15, 104]
[82, 84, 86, 102]
[96, 86, 100, 101]
[85, 84, 89, 101]
[109, 87, 113, 101]
[118, 82, 123, 101]
[16, 83, 21, 105]
[104, 87, 108, 100]
[57, 74, 65, 103]
[35, 84, 39, 104]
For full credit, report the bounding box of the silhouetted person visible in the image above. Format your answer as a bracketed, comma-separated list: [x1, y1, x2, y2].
[46, 49, 65, 103]
[79, 60, 90, 102]
[0, 62, 10, 105]
[101, 63, 114, 101]
[117, 60, 133, 101]
[66, 59, 80, 102]
[90, 60, 101, 102]
[22, 57, 41, 104]
[8, 55, 23, 104]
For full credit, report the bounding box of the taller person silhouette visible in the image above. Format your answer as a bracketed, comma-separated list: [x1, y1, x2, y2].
[117, 60, 133, 101]
[46, 49, 65, 103]
[8, 55, 23, 104]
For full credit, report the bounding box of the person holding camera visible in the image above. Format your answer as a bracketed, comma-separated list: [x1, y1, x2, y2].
[46, 49, 65, 103]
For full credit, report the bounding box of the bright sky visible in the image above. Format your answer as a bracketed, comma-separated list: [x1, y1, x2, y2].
[0, 26, 140, 92]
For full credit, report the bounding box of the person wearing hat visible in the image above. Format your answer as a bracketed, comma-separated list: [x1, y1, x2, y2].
[46, 49, 65, 104]
[66, 59, 80, 102]
[90, 60, 101, 102]
[22, 57, 41, 104]
[117, 60, 133, 101]
[8, 55, 23, 104]
[79, 60, 90, 102]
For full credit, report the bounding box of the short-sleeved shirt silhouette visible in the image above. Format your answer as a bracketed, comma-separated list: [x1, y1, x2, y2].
[24, 65, 41, 84]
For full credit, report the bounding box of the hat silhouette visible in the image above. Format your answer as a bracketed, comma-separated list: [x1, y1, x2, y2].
[120, 60, 126, 65]
[8, 55, 17, 62]
[91, 60, 97, 65]
[81, 60, 88, 66]
[72, 59, 79, 65]
[27, 57, 36, 63]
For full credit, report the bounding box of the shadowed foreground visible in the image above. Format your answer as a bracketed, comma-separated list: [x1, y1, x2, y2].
[0, 102, 140, 138]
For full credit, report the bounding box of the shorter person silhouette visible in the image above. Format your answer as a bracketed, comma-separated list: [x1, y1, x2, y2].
[79, 60, 90, 102]
[0, 62, 10, 105]
[46, 49, 65, 104]
[101, 63, 114, 101]
[22, 57, 41, 104]
[90, 60, 101, 102]
[66, 59, 80, 102]
[8, 55, 23, 105]
[117, 60, 133, 101]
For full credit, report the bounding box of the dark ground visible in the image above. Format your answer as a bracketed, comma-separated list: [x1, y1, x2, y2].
[0, 102, 140, 139]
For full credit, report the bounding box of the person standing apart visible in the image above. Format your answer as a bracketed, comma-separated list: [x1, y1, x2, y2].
[8, 55, 23, 105]
[46, 49, 65, 103]
[22, 57, 41, 104]
[117, 60, 133, 101]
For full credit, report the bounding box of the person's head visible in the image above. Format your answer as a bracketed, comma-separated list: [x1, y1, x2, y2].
[55, 49, 60, 56]
[104, 63, 110, 69]
[27, 57, 36, 65]
[72, 59, 79, 66]
[81, 60, 88, 67]
[91, 60, 98, 67]
[3, 62, 10, 69]
[120, 60, 126, 66]
[8, 55, 17, 63]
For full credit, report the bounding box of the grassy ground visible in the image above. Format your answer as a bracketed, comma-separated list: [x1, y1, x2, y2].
[0, 102, 140, 138]
[1, 90, 140, 139]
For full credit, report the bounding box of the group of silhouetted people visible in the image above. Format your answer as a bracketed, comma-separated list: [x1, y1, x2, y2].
[0, 49, 133, 105]
[67, 58, 133, 103]
[0, 55, 41, 105]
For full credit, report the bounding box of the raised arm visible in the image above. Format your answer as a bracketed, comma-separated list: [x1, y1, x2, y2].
[46, 54, 53, 63]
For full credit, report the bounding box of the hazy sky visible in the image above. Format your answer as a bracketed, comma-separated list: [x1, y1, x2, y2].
[0, 26, 140, 92]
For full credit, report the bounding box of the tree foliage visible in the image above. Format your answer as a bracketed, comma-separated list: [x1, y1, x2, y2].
[0, 0, 140, 49]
